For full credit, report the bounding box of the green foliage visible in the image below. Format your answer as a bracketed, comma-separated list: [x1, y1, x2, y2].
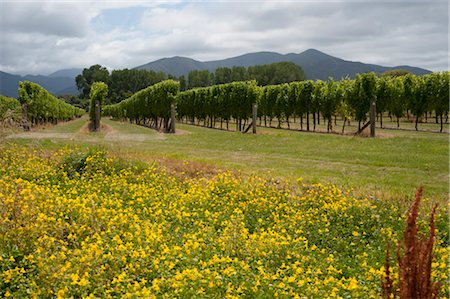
[248, 61, 306, 86]
[17, 81, 84, 125]
[58, 94, 89, 111]
[103, 80, 179, 132]
[61, 149, 105, 178]
[381, 69, 411, 77]
[109, 69, 167, 104]
[177, 81, 259, 130]
[347, 73, 377, 125]
[89, 82, 108, 123]
[188, 70, 214, 89]
[75, 64, 110, 99]
[321, 79, 342, 132]
[424, 72, 449, 131]
[177, 71, 447, 133]
[185, 62, 306, 88]
[0, 96, 21, 122]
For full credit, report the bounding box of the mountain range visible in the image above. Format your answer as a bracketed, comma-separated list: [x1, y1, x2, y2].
[0, 70, 81, 98]
[135, 49, 431, 79]
[1, 49, 431, 98]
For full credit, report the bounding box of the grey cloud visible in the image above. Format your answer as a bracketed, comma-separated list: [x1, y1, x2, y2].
[1, 2, 90, 37]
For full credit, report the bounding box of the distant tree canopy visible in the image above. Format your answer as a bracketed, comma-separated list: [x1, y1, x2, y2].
[247, 62, 306, 86]
[75, 65, 167, 104]
[109, 69, 167, 104]
[75, 64, 110, 99]
[381, 69, 411, 77]
[186, 62, 306, 89]
[188, 70, 214, 89]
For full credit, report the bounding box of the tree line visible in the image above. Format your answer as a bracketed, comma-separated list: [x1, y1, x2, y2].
[184, 62, 306, 90]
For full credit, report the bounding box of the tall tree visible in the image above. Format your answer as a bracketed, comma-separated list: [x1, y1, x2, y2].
[214, 67, 233, 85]
[109, 69, 166, 104]
[188, 70, 214, 89]
[248, 62, 305, 86]
[75, 65, 110, 99]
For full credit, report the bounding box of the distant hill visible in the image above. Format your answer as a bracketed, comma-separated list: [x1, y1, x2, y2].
[0, 71, 78, 98]
[0, 71, 22, 98]
[135, 49, 431, 80]
[48, 68, 82, 79]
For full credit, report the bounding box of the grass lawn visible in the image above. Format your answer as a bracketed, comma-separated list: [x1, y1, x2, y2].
[3, 116, 448, 202]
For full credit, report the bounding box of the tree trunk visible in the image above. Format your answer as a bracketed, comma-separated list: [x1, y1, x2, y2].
[342, 117, 346, 134]
[415, 116, 419, 131]
[94, 100, 101, 131]
[440, 114, 443, 132]
[21, 102, 30, 131]
[306, 108, 310, 131]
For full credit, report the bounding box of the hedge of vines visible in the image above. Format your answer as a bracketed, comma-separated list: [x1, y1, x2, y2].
[0, 95, 21, 122]
[103, 80, 179, 132]
[177, 72, 449, 133]
[177, 81, 260, 131]
[17, 81, 85, 126]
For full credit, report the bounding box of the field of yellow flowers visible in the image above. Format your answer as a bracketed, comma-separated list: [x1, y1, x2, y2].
[1, 146, 448, 298]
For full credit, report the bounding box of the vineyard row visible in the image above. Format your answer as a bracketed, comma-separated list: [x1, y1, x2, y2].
[104, 72, 449, 133]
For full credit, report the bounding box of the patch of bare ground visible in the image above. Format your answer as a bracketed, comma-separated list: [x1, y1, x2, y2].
[353, 127, 396, 138]
[158, 158, 220, 179]
[6, 131, 75, 140]
[172, 128, 190, 135]
[110, 152, 221, 179]
[80, 122, 115, 134]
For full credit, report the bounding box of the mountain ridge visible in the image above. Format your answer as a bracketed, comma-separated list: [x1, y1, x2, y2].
[135, 48, 431, 80]
[0, 71, 78, 98]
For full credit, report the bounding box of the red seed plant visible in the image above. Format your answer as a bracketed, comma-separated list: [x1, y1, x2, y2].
[382, 186, 440, 299]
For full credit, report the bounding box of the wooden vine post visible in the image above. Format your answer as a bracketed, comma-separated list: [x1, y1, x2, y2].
[252, 103, 257, 134]
[21, 102, 30, 131]
[94, 100, 101, 131]
[370, 96, 376, 137]
[170, 103, 176, 133]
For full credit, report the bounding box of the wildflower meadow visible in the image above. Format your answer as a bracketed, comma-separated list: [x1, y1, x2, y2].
[0, 146, 448, 298]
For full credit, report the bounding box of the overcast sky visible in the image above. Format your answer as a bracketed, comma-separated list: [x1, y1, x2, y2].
[0, 0, 448, 75]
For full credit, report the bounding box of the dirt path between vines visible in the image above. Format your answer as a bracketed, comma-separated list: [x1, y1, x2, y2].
[5, 120, 168, 143]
